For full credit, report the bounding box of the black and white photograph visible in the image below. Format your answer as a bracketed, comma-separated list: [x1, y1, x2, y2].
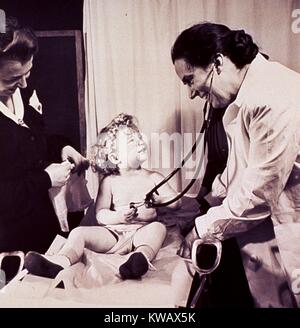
[0, 0, 300, 320]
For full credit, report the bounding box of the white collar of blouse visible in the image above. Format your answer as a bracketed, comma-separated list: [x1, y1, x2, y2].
[0, 88, 28, 128]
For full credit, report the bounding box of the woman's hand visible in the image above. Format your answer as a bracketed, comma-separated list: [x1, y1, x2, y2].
[177, 227, 199, 258]
[61, 145, 89, 175]
[45, 160, 74, 187]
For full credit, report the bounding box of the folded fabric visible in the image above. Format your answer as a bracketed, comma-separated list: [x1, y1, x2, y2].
[49, 174, 93, 232]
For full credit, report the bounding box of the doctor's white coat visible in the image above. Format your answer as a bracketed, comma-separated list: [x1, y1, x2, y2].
[196, 54, 300, 307]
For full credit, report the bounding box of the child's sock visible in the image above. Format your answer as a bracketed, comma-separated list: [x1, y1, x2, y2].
[119, 252, 149, 280]
[24, 251, 70, 279]
[48, 254, 71, 268]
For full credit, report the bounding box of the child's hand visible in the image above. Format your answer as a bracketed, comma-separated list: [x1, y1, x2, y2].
[151, 192, 181, 210]
[135, 205, 157, 222]
[121, 207, 137, 223]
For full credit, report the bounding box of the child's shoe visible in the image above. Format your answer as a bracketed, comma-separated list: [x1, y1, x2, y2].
[119, 252, 148, 280]
[24, 251, 68, 279]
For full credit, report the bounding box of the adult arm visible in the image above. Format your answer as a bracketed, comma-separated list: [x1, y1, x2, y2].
[195, 104, 299, 240]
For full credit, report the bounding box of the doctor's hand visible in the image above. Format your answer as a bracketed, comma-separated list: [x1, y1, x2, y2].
[45, 160, 74, 187]
[177, 227, 199, 259]
[61, 145, 89, 176]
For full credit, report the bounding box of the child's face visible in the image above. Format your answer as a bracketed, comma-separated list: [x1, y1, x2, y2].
[113, 127, 147, 169]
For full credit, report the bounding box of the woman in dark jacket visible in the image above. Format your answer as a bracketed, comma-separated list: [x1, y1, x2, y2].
[0, 18, 87, 263]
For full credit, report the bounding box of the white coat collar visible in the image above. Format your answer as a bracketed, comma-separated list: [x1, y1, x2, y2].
[223, 53, 268, 125]
[234, 53, 268, 107]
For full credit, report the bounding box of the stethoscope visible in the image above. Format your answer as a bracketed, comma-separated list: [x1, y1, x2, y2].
[130, 68, 223, 309]
[130, 68, 215, 210]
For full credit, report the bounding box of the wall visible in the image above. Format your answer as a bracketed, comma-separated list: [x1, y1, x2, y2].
[0, 0, 83, 30]
[1, 0, 85, 152]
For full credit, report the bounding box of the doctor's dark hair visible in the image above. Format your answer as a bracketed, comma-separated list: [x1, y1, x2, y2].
[171, 22, 258, 69]
[0, 17, 38, 66]
[91, 113, 140, 176]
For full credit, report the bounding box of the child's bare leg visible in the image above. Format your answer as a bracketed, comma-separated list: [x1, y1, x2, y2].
[58, 226, 117, 264]
[119, 222, 167, 279]
[133, 222, 167, 261]
[25, 227, 117, 278]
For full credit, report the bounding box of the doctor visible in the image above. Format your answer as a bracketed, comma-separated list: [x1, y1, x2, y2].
[172, 22, 300, 307]
[0, 17, 87, 258]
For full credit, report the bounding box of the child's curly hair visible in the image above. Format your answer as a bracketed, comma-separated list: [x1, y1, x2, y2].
[91, 113, 140, 175]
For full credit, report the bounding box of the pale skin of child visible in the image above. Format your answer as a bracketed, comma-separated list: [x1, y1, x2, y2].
[25, 125, 181, 279]
[58, 127, 181, 267]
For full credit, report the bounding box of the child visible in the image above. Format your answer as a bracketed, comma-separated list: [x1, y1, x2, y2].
[24, 113, 181, 280]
